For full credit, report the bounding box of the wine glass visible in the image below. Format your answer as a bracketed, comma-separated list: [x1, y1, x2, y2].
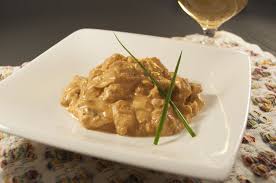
[178, 0, 244, 37]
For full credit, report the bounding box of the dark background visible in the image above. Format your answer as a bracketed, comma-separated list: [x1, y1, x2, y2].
[1, 0, 276, 66]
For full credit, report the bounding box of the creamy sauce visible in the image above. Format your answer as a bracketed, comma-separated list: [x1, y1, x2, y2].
[61, 54, 204, 136]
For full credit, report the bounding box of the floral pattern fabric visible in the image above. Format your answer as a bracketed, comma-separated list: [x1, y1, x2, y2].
[0, 31, 275, 183]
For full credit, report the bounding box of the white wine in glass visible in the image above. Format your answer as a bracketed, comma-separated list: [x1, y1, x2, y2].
[178, 0, 238, 37]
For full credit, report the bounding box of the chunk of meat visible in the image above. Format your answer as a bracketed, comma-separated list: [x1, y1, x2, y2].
[73, 100, 113, 131]
[102, 84, 132, 102]
[112, 100, 137, 135]
[61, 75, 87, 107]
[132, 95, 153, 124]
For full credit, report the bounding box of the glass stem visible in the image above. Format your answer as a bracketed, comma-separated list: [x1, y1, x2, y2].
[203, 28, 216, 37]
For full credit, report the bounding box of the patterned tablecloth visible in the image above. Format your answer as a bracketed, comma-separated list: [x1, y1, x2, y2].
[0, 31, 275, 183]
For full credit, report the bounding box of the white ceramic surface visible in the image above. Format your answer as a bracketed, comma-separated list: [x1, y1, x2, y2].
[0, 29, 250, 180]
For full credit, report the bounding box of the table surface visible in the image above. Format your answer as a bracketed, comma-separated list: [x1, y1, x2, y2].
[0, 0, 276, 66]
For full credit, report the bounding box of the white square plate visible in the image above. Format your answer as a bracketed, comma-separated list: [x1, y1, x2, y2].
[0, 29, 250, 180]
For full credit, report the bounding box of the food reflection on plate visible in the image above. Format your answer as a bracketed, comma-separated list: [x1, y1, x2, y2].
[61, 53, 204, 137]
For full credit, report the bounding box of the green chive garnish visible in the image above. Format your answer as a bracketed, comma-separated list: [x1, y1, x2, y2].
[154, 51, 182, 145]
[114, 34, 196, 142]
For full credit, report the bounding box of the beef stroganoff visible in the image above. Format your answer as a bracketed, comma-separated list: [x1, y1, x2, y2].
[61, 54, 204, 136]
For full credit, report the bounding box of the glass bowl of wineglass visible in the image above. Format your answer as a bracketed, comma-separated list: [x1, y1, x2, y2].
[178, 0, 248, 37]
